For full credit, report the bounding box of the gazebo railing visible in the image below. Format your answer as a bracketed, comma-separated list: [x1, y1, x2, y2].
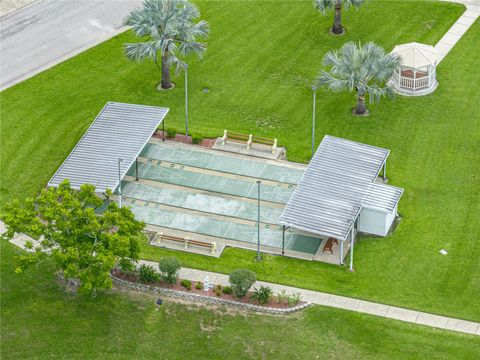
[392, 67, 436, 92]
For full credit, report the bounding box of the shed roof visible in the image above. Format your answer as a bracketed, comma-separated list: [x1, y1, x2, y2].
[365, 183, 404, 213]
[391, 42, 439, 69]
[48, 102, 168, 193]
[278, 135, 402, 240]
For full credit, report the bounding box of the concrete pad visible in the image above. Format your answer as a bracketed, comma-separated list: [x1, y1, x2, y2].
[329, 295, 359, 311]
[415, 313, 449, 328]
[212, 138, 285, 160]
[9, 234, 39, 252]
[435, 42, 453, 54]
[386, 307, 419, 323]
[301, 290, 332, 305]
[0, 221, 7, 235]
[356, 300, 389, 317]
[447, 22, 471, 35]
[438, 33, 463, 45]
[462, 9, 480, 19]
[457, 16, 477, 26]
[444, 319, 480, 335]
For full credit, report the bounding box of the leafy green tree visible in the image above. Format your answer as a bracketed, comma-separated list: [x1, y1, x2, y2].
[124, 0, 209, 89]
[2, 180, 144, 297]
[317, 41, 399, 115]
[313, 0, 366, 35]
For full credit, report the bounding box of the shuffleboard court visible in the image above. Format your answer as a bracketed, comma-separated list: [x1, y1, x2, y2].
[128, 202, 322, 254]
[141, 142, 305, 184]
[127, 162, 295, 204]
[122, 181, 283, 224]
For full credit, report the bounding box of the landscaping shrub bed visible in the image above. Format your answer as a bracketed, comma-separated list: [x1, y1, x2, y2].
[111, 268, 304, 309]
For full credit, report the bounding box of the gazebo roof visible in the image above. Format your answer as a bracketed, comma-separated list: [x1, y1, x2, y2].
[391, 42, 439, 69]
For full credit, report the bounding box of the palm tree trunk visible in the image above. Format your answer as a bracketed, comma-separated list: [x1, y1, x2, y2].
[161, 52, 172, 89]
[355, 94, 367, 115]
[332, 1, 344, 35]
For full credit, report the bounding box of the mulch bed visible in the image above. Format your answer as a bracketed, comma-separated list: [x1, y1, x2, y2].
[112, 269, 303, 309]
[152, 131, 216, 148]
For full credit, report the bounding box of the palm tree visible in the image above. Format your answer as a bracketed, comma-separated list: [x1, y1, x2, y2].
[317, 41, 399, 115]
[124, 0, 209, 90]
[313, 0, 366, 35]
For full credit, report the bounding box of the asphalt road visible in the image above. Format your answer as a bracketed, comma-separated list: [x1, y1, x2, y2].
[0, 0, 141, 91]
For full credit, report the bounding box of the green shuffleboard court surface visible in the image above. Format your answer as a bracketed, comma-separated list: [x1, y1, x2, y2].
[128, 202, 321, 254]
[141, 143, 305, 184]
[122, 181, 283, 224]
[127, 162, 295, 204]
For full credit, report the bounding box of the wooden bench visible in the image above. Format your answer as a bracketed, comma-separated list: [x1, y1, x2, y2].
[221, 130, 278, 154]
[152, 232, 217, 255]
[322, 237, 338, 254]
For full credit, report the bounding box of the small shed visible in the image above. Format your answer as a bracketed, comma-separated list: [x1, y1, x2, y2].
[390, 42, 439, 96]
[358, 183, 403, 237]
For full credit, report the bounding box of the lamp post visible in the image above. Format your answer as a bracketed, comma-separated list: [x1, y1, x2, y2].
[256, 180, 261, 262]
[118, 158, 123, 208]
[311, 85, 317, 158]
[185, 63, 189, 138]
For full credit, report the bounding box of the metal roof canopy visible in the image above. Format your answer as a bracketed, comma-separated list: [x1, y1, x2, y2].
[278, 135, 402, 241]
[48, 102, 169, 193]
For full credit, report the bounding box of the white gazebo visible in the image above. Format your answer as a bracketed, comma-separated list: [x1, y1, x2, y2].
[389, 42, 439, 96]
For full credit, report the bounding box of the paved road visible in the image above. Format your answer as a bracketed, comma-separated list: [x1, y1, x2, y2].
[0, 0, 141, 91]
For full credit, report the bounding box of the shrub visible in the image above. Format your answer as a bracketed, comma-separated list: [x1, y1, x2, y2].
[192, 135, 203, 144]
[251, 286, 273, 305]
[214, 285, 222, 297]
[276, 289, 288, 304]
[158, 256, 182, 284]
[287, 292, 301, 307]
[118, 258, 136, 273]
[181, 279, 192, 290]
[229, 269, 256, 297]
[166, 128, 177, 138]
[138, 264, 160, 284]
[195, 281, 202, 290]
[222, 286, 232, 295]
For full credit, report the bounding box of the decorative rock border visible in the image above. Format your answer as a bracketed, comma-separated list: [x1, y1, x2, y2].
[111, 273, 310, 315]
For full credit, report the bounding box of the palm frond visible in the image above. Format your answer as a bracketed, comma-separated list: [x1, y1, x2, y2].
[313, 0, 335, 15]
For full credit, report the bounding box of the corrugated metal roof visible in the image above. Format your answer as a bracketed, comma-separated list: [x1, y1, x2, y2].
[278, 135, 402, 240]
[365, 183, 404, 213]
[48, 102, 168, 192]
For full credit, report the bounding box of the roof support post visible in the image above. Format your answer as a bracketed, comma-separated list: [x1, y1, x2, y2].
[339, 238, 344, 265]
[135, 157, 139, 181]
[349, 227, 355, 272]
[256, 180, 261, 262]
[282, 225, 285, 255]
[162, 119, 165, 142]
[118, 158, 123, 208]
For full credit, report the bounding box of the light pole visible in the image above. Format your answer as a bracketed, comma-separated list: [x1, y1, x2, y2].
[256, 180, 261, 262]
[311, 85, 317, 157]
[185, 63, 189, 138]
[118, 158, 123, 208]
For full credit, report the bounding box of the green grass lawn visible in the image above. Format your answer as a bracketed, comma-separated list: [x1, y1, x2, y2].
[2, 241, 479, 360]
[1, 0, 479, 323]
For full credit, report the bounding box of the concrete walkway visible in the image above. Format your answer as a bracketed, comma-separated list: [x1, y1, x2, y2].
[136, 260, 480, 336]
[3, 224, 479, 336]
[436, 0, 480, 62]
